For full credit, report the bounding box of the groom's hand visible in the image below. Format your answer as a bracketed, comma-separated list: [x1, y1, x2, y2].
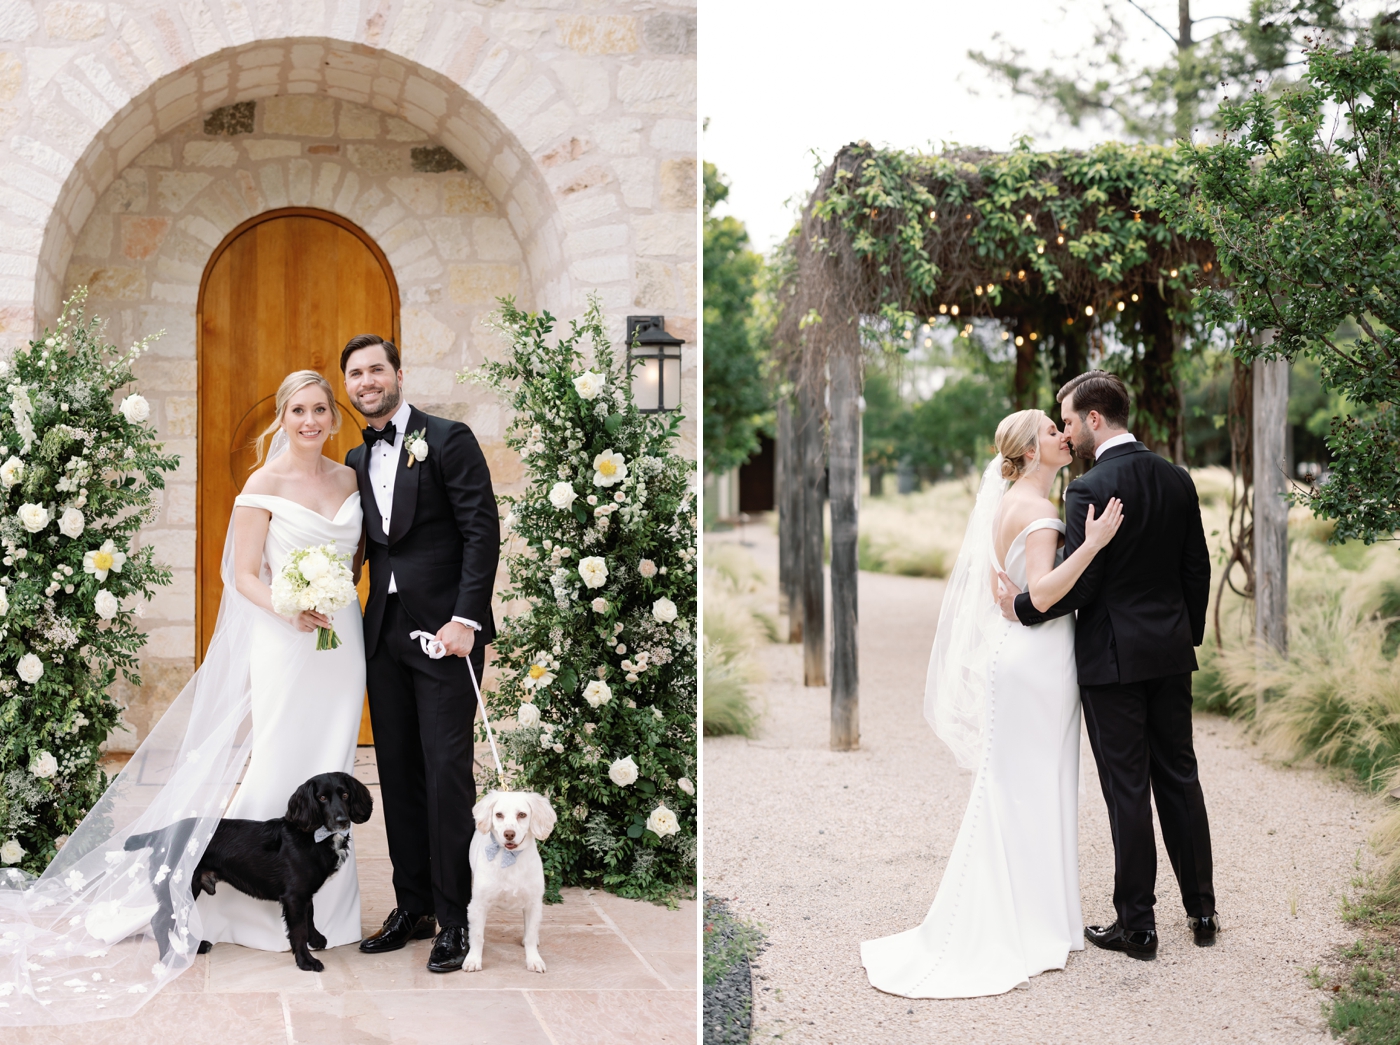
[995, 571, 1021, 621]
[436, 620, 475, 658]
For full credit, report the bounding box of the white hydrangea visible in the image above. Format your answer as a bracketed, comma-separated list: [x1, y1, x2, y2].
[118, 394, 150, 424]
[578, 556, 608, 589]
[584, 679, 612, 708]
[17, 653, 43, 684]
[16, 503, 49, 533]
[646, 804, 679, 838]
[94, 589, 119, 620]
[57, 507, 84, 539]
[608, 756, 639, 787]
[548, 481, 577, 510]
[30, 750, 57, 779]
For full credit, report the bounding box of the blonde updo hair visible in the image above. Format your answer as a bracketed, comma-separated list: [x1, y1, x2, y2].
[995, 408, 1044, 481]
[254, 370, 342, 465]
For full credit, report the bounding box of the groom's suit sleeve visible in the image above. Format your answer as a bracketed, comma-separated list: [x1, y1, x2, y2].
[1012, 481, 1107, 626]
[1180, 472, 1211, 646]
[440, 422, 500, 632]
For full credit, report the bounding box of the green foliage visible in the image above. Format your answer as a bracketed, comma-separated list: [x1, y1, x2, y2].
[703, 162, 772, 475]
[0, 291, 177, 874]
[472, 298, 697, 903]
[701, 543, 767, 738]
[971, 0, 1364, 143]
[703, 893, 764, 986]
[1181, 45, 1400, 544]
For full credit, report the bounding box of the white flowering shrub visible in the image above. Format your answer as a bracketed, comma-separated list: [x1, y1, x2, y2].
[0, 292, 176, 873]
[474, 299, 696, 902]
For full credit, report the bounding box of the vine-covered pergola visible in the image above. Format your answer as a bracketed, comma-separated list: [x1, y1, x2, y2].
[773, 141, 1282, 750]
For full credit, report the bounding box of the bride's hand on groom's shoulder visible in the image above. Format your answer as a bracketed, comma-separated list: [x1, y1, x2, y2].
[1082, 497, 1125, 552]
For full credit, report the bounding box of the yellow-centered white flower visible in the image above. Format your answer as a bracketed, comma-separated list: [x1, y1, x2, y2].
[591, 449, 627, 488]
[83, 540, 126, 582]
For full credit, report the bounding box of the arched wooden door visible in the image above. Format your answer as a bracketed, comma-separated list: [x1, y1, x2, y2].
[197, 208, 398, 743]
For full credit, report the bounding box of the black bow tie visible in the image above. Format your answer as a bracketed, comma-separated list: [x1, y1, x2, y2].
[362, 422, 396, 448]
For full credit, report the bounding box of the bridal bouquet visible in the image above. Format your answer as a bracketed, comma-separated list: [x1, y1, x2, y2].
[269, 544, 356, 650]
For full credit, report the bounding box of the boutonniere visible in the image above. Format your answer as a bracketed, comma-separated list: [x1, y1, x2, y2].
[406, 428, 429, 468]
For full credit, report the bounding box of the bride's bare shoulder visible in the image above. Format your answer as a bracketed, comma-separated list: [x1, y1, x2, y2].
[240, 466, 279, 497]
[323, 458, 359, 495]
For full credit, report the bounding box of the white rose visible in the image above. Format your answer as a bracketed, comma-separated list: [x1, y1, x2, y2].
[118, 394, 150, 424]
[0, 587, 8, 616]
[548, 482, 578, 511]
[16, 503, 49, 533]
[677, 777, 694, 796]
[94, 589, 119, 620]
[578, 556, 608, 589]
[0, 456, 22, 489]
[591, 597, 608, 613]
[638, 559, 658, 579]
[298, 550, 330, 582]
[17, 653, 43, 684]
[645, 804, 680, 838]
[584, 679, 612, 708]
[608, 756, 639, 787]
[409, 437, 429, 462]
[57, 507, 84, 539]
[0, 839, 22, 865]
[591, 449, 628, 488]
[652, 597, 678, 624]
[30, 750, 57, 779]
[517, 702, 540, 728]
[572, 370, 603, 400]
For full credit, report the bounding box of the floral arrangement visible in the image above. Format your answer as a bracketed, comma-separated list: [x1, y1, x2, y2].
[269, 543, 356, 650]
[0, 291, 177, 874]
[472, 298, 697, 903]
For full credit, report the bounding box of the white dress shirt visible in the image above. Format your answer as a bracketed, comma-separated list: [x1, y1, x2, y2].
[1095, 431, 1137, 460]
[366, 400, 479, 631]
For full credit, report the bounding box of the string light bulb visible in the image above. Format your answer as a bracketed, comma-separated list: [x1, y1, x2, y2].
[1084, 305, 1094, 317]
[1057, 235, 1065, 244]
[950, 305, 960, 316]
[939, 303, 948, 314]
[1015, 335, 1024, 346]
[1001, 331, 1010, 341]
[1017, 270, 1026, 280]
[975, 285, 984, 296]
[1131, 293, 1139, 302]
[1117, 301, 1125, 312]
[1037, 244, 1045, 254]
[1029, 332, 1038, 341]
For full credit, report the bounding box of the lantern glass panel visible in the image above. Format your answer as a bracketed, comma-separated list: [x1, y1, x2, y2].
[631, 350, 662, 410]
[663, 356, 681, 410]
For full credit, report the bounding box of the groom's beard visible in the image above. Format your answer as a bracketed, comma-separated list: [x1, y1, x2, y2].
[354, 380, 402, 422]
[1070, 435, 1096, 465]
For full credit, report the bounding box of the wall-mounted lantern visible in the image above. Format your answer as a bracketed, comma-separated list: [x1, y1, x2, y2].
[626, 315, 684, 413]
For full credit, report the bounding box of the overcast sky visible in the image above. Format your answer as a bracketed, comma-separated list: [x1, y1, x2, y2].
[702, 0, 1258, 252]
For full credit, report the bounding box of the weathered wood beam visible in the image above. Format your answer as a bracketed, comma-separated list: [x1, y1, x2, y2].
[799, 377, 827, 686]
[1253, 356, 1289, 670]
[829, 349, 860, 750]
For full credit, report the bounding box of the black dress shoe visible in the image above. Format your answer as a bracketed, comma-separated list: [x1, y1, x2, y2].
[1085, 920, 1158, 960]
[1188, 913, 1221, 947]
[427, 926, 468, 973]
[359, 908, 437, 954]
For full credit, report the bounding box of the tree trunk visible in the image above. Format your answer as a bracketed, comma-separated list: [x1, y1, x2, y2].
[800, 377, 826, 685]
[1050, 323, 1088, 478]
[777, 394, 802, 641]
[1013, 318, 1037, 409]
[1136, 291, 1184, 462]
[1253, 356, 1289, 672]
[829, 349, 860, 750]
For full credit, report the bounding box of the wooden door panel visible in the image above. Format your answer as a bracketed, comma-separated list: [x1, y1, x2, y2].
[197, 209, 398, 744]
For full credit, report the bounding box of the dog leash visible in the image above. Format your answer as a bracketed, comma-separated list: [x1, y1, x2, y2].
[409, 630, 506, 785]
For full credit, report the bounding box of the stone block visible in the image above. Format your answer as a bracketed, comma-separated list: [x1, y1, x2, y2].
[424, 216, 469, 260]
[163, 480, 196, 524]
[117, 657, 194, 742]
[650, 119, 695, 153]
[442, 172, 494, 215]
[556, 15, 639, 55]
[132, 356, 196, 391]
[611, 157, 654, 208]
[73, 211, 112, 258]
[617, 60, 696, 115]
[120, 216, 170, 260]
[402, 307, 457, 364]
[643, 13, 697, 54]
[410, 145, 466, 173]
[634, 213, 695, 257]
[182, 140, 239, 167]
[660, 158, 697, 210]
[76, 265, 145, 300]
[151, 282, 198, 304]
[449, 264, 519, 304]
[143, 626, 194, 659]
[107, 168, 148, 213]
[237, 47, 284, 69]
[263, 95, 335, 137]
[346, 144, 401, 174]
[338, 104, 380, 139]
[202, 100, 254, 135]
[554, 60, 610, 116]
[244, 139, 301, 160]
[471, 216, 521, 261]
[570, 253, 629, 285]
[134, 141, 173, 167]
[397, 255, 443, 282]
[236, 67, 281, 92]
[481, 440, 524, 485]
[384, 115, 427, 142]
[594, 118, 643, 157]
[634, 258, 679, 309]
[154, 171, 213, 213]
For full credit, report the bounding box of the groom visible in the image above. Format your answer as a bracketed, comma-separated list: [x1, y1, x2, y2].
[997, 370, 1217, 961]
[341, 334, 500, 973]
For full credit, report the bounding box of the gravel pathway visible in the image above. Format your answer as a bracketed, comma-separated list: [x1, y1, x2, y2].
[703, 527, 1377, 1045]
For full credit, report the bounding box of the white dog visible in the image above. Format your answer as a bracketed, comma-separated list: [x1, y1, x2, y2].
[466, 790, 558, 973]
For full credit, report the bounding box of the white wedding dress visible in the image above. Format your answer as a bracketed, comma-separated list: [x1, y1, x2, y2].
[862, 516, 1082, 998]
[195, 493, 366, 951]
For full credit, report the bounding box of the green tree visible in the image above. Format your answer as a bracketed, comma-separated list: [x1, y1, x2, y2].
[972, 1, 1362, 143]
[703, 162, 771, 475]
[1180, 45, 1400, 543]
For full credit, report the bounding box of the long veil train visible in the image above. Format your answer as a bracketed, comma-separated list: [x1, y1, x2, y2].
[0, 463, 288, 1023]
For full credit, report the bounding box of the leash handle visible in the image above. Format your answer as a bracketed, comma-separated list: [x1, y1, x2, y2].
[409, 629, 506, 785]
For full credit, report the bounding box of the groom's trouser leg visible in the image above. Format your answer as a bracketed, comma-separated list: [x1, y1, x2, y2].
[367, 595, 480, 929]
[1143, 672, 1215, 920]
[1080, 681, 1158, 931]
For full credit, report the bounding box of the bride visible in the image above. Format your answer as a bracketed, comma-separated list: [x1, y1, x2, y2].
[861, 408, 1123, 999]
[0, 370, 366, 1024]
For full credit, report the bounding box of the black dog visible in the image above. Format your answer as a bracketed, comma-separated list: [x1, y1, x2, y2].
[125, 771, 373, 971]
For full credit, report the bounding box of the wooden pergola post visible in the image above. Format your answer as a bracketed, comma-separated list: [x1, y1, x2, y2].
[777, 393, 802, 642]
[799, 375, 827, 686]
[1253, 356, 1289, 671]
[829, 348, 860, 748]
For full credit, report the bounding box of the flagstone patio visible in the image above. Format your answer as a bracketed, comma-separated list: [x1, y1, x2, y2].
[12, 749, 697, 1045]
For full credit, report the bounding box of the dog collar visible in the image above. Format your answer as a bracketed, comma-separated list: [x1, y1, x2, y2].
[314, 827, 350, 844]
[484, 838, 517, 867]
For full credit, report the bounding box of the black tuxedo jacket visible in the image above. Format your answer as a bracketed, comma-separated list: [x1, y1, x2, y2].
[346, 406, 500, 659]
[1013, 441, 1211, 686]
